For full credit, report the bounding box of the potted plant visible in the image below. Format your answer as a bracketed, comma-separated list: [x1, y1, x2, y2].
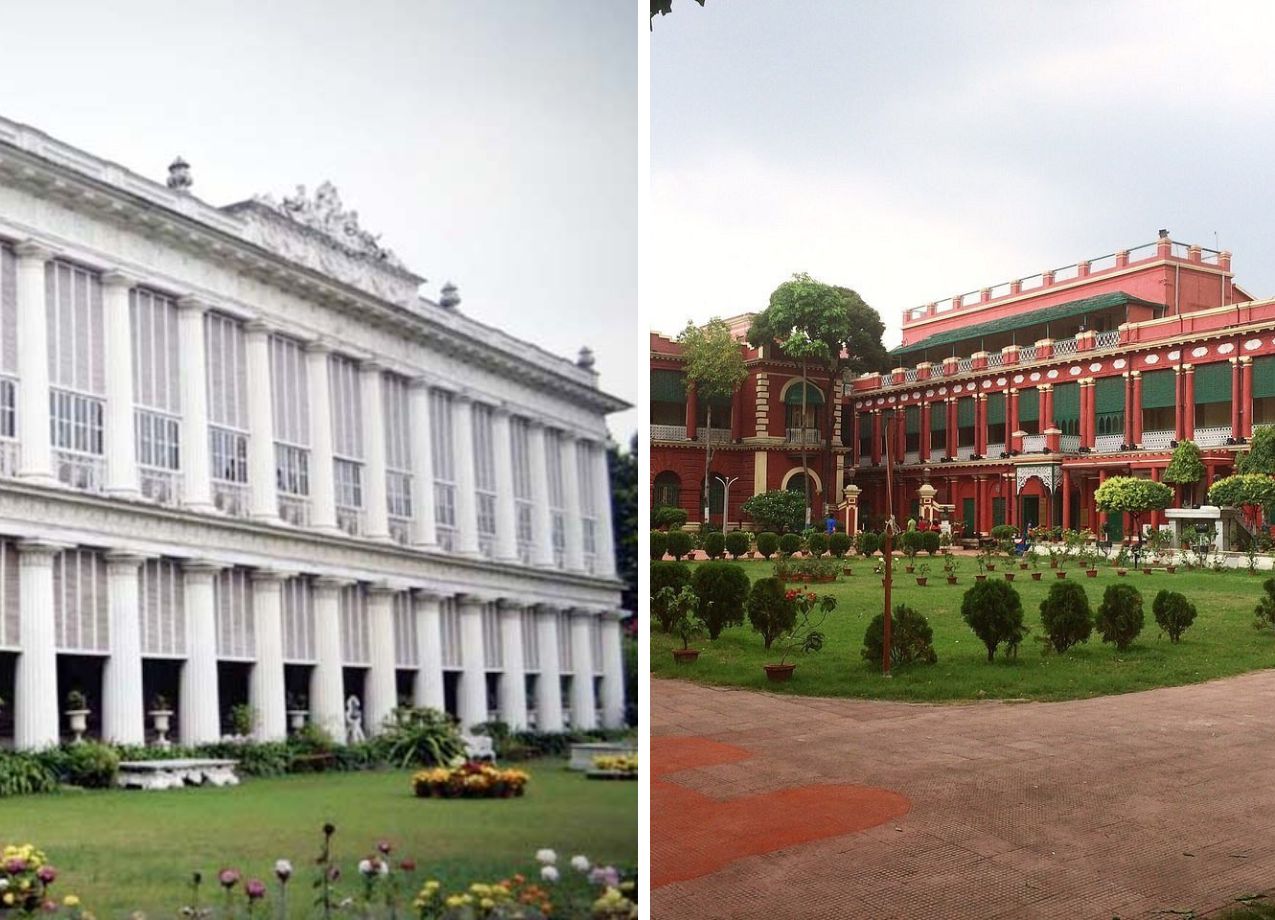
[974, 551, 987, 582]
[65, 690, 90, 743]
[286, 692, 309, 733]
[764, 590, 833, 682]
[1028, 551, 1042, 580]
[658, 586, 706, 664]
[943, 550, 958, 585]
[148, 693, 175, 748]
[915, 562, 930, 587]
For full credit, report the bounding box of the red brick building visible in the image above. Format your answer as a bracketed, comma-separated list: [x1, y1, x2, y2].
[651, 236, 1273, 539]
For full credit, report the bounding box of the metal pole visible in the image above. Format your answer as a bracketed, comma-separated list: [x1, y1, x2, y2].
[882, 411, 896, 678]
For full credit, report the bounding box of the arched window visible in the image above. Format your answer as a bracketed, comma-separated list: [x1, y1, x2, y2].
[698, 474, 726, 521]
[786, 472, 811, 496]
[653, 471, 681, 509]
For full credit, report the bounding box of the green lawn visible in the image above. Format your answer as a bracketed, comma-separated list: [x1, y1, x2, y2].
[3, 761, 636, 914]
[652, 555, 1275, 701]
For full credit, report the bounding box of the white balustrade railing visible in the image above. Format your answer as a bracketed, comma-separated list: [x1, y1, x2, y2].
[278, 494, 312, 527]
[651, 424, 687, 441]
[1095, 434, 1124, 453]
[1193, 426, 1231, 447]
[1142, 429, 1174, 450]
[1053, 338, 1078, 356]
[53, 449, 105, 493]
[904, 451, 919, 464]
[786, 428, 822, 445]
[140, 467, 183, 506]
[1018, 346, 1038, 362]
[1022, 434, 1046, 452]
[957, 358, 974, 373]
[212, 479, 250, 517]
[903, 369, 918, 383]
[336, 505, 365, 537]
[1096, 330, 1120, 348]
[696, 429, 731, 444]
[0, 440, 18, 478]
[987, 441, 1005, 456]
[957, 444, 976, 459]
[1060, 434, 1081, 453]
[388, 515, 412, 545]
[986, 352, 1006, 367]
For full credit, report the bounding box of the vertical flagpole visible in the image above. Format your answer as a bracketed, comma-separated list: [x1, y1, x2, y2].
[882, 410, 896, 677]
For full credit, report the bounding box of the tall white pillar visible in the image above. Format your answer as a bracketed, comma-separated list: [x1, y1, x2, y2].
[456, 594, 488, 730]
[244, 321, 279, 523]
[310, 576, 348, 740]
[491, 407, 519, 562]
[413, 589, 445, 711]
[527, 422, 556, 568]
[102, 272, 139, 498]
[14, 242, 54, 484]
[365, 585, 398, 734]
[249, 569, 288, 741]
[561, 434, 586, 573]
[181, 560, 223, 745]
[407, 377, 437, 548]
[15, 540, 65, 749]
[102, 552, 146, 745]
[306, 342, 338, 532]
[599, 610, 626, 729]
[591, 439, 618, 578]
[453, 394, 481, 557]
[534, 605, 564, 732]
[497, 600, 527, 729]
[569, 609, 597, 729]
[177, 298, 213, 511]
[361, 362, 390, 540]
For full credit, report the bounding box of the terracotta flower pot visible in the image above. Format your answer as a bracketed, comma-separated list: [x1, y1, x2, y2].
[905, 566, 915, 574]
[1056, 571, 1067, 579]
[1019, 563, 1029, 570]
[1086, 569, 1098, 578]
[947, 576, 958, 585]
[1004, 573, 1015, 582]
[974, 574, 987, 582]
[764, 663, 796, 682]
[1142, 568, 1152, 575]
[987, 563, 997, 571]
[1030, 572, 1042, 581]
[1050, 559, 1059, 568]
[916, 577, 927, 586]
[843, 568, 854, 576]
[1166, 566, 1176, 573]
[1117, 569, 1128, 576]
[672, 649, 700, 664]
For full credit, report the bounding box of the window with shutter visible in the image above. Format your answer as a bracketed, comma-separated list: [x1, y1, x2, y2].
[131, 289, 182, 504]
[472, 403, 498, 557]
[1018, 388, 1040, 434]
[546, 430, 567, 568]
[578, 439, 598, 571]
[271, 336, 311, 519]
[47, 261, 106, 491]
[392, 592, 418, 668]
[1095, 376, 1125, 440]
[1053, 382, 1079, 437]
[281, 576, 315, 664]
[511, 417, 534, 563]
[557, 610, 573, 673]
[382, 373, 412, 541]
[214, 568, 254, 660]
[1140, 370, 1176, 434]
[139, 558, 185, 658]
[957, 397, 975, 447]
[0, 246, 17, 469]
[0, 540, 17, 650]
[328, 354, 364, 534]
[339, 583, 370, 666]
[439, 597, 462, 669]
[430, 389, 457, 550]
[205, 313, 250, 515]
[521, 609, 539, 672]
[482, 602, 503, 670]
[53, 548, 108, 653]
[904, 406, 919, 452]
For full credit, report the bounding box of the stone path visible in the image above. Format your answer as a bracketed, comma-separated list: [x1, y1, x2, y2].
[652, 673, 1275, 919]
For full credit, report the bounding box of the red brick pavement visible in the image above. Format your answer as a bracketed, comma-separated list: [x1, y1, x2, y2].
[651, 672, 1275, 919]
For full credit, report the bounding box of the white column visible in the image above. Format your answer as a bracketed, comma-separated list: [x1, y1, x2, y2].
[361, 362, 390, 540]
[14, 242, 54, 484]
[101, 552, 146, 745]
[453, 394, 481, 557]
[491, 407, 519, 562]
[407, 377, 437, 548]
[456, 594, 488, 730]
[365, 585, 397, 734]
[591, 439, 618, 578]
[569, 609, 597, 729]
[527, 421, 556, 568]
[413, 589, 445, 711]
[177, 298, 213, 511]
[14, 540, 64, 749]
[181, 560, 223, 745]
[599, 610, 626, 729]
[244, 322, 279, 522]
[534, 605, 564, 732]
[497, 600, 527, 729]
[306, 342, 338, 531]
[102, 272, 139, 497]
[561, 433, 586, 573]
[310, 576, 347, 739]
[249, 569, 288, 741]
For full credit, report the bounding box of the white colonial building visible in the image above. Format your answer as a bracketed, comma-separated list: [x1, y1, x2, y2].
[0, 116, 629, 750]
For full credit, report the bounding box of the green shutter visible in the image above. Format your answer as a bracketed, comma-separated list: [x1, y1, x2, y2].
[1256, 357, 1275, 399]
[930, 402, 946, 431]
[1095, 376, 1124, 413]
[905, 405, 919, 434]
[987, 392, 1005, 424]
[651, 369, 685, 402]
[784, 382, 825, 405]
[1053, 382, 1079, 422]
[1141, 369, 1175, 409]
[957, 397, 975, 427]
[1193, 362, 1230, 405]
[1018, 387, 1039, 423]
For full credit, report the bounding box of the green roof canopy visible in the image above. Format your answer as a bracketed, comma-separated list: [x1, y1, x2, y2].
[1257, 357, 1275, 399]
[957, 396, 975, 427]
[651, 370, 685, 402]
[987, 392, 1005, 424]
[1018, 387, 1039, 423]
[1142, 369, 1175, 409]
[784, 382, 825, 405]
[1194, 362, 1230, 405]
[1096, 376, 1124, 414]
[1054, 381, 1079, 422]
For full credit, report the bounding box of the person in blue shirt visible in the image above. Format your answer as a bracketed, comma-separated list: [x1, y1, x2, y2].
[826, 515, 836, 535]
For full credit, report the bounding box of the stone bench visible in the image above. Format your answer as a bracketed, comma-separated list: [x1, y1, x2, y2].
[568, 741, 636, 772]
[116, 758, 240, 791]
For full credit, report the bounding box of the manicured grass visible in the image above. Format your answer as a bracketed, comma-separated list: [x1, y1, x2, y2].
[652, 555, 1275, 701]
[2, 760, 635, 913]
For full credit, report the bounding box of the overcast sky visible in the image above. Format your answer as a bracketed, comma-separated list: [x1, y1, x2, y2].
[652, 0, 1275, 348]
[0, 0, 637, 440]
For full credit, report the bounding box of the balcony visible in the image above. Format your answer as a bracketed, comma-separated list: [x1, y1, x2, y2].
[956, 445, 976, 460]
[1193, 426, 1231, 448]
[140, 467, 183, 506]
[212, 479, 250, 516]
[1142, 429, 1174, 450]
[278, 494, 311, 527]
[651, 424, 687, 441]
[0, 440, 19, 477]
[786, 427, 822, 446]
[696, 429, 731, 444]
[1022, 434, 1046, 453]
[1095, 434, 1123, 453]
[1060, 434, 1081, 453]
[388, 515, 412, 545]
[336, 505, 365, 537]
[54, 449, 105, 493]
[987, 441, 1005, 456]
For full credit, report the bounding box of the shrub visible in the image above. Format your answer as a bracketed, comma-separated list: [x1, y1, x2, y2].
[856, 531, 881, 556]
[374, 707, 466, 768]
[755, 531, 780, 559]
[1038, 580, 1093, 653]
[740, 490, 805, 533]
[778, 533, 803, 556]
[1096, 583, 1144, 651]
[991, 524, 1017, 542]
[649, 530, 667, 560]
[1256, 578, 1275, 631]
[0, 752, 59, 797]
[1153, 589, 1197, 643]
[59, 741, 120, 788]
[651, 505, 689, 530]
[898, 530, 921, 559]
[828, 532, 851, 558]
[702, 531, 726, 559]
[746, 577, 797, 649]
[862, 604, 938, 667]
[691, 561, 751, 639]
[665, 529, 694, 560]
[921, 531, 941, 556]
[806, 533, 828, 557]
[960, 580, 1027, 661]
[724, 530, 751, 559]
[651, 561, 692, 631]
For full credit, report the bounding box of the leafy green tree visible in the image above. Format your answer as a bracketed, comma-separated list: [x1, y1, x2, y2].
[691, 562, 751, 639]
[609, 435, 637, 611]
[1237, 425, 1275, 475]
[1163, 440, 1205, 506]
[747, 274, 886, 526]
[746, 577, 796, 649]
[678, 318, 748, 527]
[741, 489, 806, 533]
[651, 0, 704, 24]
[1095, 477, 1173, 543]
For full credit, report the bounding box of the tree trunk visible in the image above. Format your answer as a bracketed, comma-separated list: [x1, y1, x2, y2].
[703, 403, 714, 528]
[801, 357, 811, 528]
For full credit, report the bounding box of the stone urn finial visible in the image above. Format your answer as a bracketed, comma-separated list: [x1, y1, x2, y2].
[167, 156, 192, 191]
[439, 282, 460, 309]
[577, 346, 596, 370]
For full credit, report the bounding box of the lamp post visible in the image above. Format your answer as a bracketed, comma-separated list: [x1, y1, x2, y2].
[882, 410, 899, 678]
[715, 475, 740, 533]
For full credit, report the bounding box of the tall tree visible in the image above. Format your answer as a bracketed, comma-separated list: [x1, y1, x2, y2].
[1163, 439, 1205, 506]
[677, 318, 748, 529]
[651, 0, 705, 23]
[608, 434, 638, 613]
[748, 274, 888, 526]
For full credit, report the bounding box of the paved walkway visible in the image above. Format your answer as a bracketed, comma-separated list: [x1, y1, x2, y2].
[652, 673, 1275, 919]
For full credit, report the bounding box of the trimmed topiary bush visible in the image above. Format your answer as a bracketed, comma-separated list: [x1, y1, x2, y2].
[650, 530, 667, 561]
[1153, 589, 1197, 643]
[740, 489, 805, 533]
[960, 580, 1027, 661]
[778, 533, 803, 557]
[746, 577, 796, 649]
[862, 604, 937, 667]
[991, 524, 1017, 542]
[651, 561, 692, 632]
[755, 531, 780, 559]
[806, 533, 828, 557]
[856, 531, 881, 557]
[921, 531, 941, 556]
[652, 505, 689, 531]
[1038, 580, 1093, 653]
[1096, 583, 1144, 651]
[691, 561, 751, 639]
[666, 529, 694, 561]
[1255, 578, 1275, 631]
[724, 530, 751, 559]
[828, 531, 852, 558]
[702, 531, 726, 559]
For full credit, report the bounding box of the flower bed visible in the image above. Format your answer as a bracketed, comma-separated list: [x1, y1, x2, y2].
[0, 843, 84, 915]
[589, 754, 637, 779]
[412, 762, 530, 798]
